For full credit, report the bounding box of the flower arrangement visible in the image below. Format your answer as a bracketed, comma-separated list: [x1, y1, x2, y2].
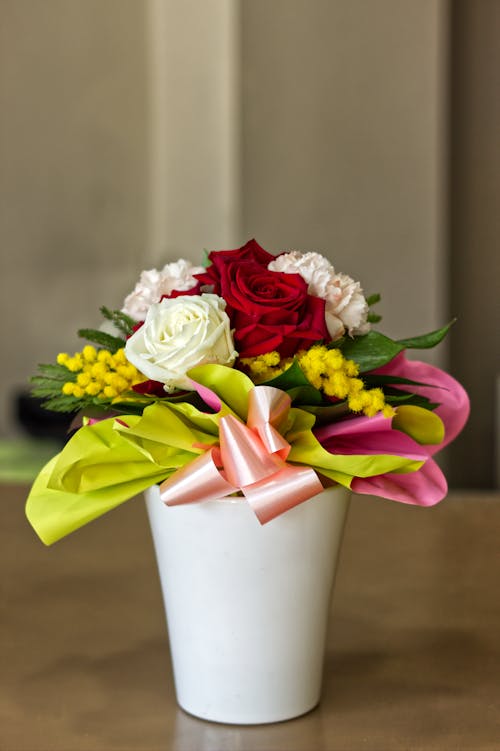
[26, 240, 469, 544]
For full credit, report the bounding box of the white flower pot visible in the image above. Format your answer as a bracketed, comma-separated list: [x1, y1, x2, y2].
[144, 484, 350, 724]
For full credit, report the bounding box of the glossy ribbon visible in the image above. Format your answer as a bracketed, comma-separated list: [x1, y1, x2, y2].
[159, 385, 324, 523]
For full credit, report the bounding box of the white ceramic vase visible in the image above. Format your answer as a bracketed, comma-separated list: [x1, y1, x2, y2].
[144, 484, 350, 725]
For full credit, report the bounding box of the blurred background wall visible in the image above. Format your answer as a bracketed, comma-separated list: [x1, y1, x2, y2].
[0, 0, 149, 434]
[0, 0, 498, 486]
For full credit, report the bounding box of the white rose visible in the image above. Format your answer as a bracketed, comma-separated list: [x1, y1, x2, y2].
[268, 251, 370, 340]
[122, 259, 204, 321]
[125, 294, 238, 392]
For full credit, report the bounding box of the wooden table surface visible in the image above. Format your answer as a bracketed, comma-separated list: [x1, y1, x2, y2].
[1, 483, 499, 751]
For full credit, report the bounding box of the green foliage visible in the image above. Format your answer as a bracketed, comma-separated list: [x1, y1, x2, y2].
[262, 360, 311, 390]
[286, 385, 324, 406]
[337, 320, 455, 374]
[31, 367, 81, 413]
[36, 394, 81, 413]
[361, 373, 436, 388]
[366, 293, 381, 307]
[31, 382, 66, 398]
[338, 331, 404, 372]
[300, 401, 351, 424]
[31, 364, 73, 404]
[383, 390, 440, 411]
[77, 328, 126, 352]
[397, 319, 456, 350]
[366, 293, 382, 324]
[100, 306, 135, 337]
[33, 363, 70, 380]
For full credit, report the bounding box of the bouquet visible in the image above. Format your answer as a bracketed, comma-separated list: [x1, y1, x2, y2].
[26, 240, 469, 544]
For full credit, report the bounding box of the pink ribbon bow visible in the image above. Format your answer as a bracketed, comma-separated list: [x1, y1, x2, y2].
[159, 385, 324, 523]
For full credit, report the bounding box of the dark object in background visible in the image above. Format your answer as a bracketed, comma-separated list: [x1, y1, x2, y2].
[15, 392, 75, 443]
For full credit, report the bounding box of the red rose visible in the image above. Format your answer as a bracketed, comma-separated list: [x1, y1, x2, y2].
[160, 283, 202, 300]
[132, 379, 166, 396]
[197, 240, 328, 357]
[196, 239, 274, 296]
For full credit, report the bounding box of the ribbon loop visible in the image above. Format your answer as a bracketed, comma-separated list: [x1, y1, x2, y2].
[159, 448, 234, 506]
[247, 386, 291, 458]
[159, 384, 324, 523]
[219, 414, 283, 488]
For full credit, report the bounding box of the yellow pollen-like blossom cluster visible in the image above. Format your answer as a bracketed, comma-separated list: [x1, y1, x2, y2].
[239, 350, 291, 382]
[241, 345, 394, 418]
[57, 346, 146, 401]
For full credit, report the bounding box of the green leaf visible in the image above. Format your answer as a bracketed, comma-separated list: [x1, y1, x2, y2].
[100, 401, 148, 416]
[31, 384, 66, 398]
[396, 319, 455, 350]
[383, 391, 440, 411]
[31, 373, 72, 386]
[40, 395, 82, 413]
[31, 379, 66, 396]
[338, 331, 404, 373]
[100, 305, 115, 322]
[77, 328, 126, 352]
[286, 385, 325, 406]
[326, 336, 346, 350]
[300, 401, 351, 424]
[262, 360, 311, 390]
[100, 306, 135, 337]
[367, 312, 382, 323]
[33, 363, 70, 380]
[366, 293, 381, 306]
[362, 374, 437, 388]
[30, 382, 53, 394]
[202, 248, 211, 267]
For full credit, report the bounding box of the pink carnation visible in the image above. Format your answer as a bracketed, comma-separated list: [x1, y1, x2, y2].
[122, 259, 204, 321]
[268, 251, 370, 341]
